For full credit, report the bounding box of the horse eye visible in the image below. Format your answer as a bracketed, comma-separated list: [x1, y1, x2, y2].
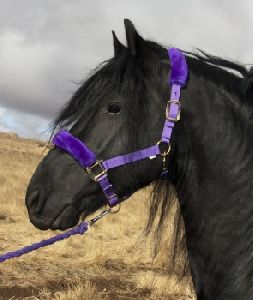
[108, 103, 121, 114]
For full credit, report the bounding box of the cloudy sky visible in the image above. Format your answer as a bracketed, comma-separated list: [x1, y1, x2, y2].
[0, 0, 252, 139]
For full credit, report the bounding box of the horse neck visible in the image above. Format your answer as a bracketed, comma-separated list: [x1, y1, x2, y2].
[170, 72, 253, 299]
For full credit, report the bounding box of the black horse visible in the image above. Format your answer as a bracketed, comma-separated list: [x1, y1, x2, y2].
[25, 19, 253, 299]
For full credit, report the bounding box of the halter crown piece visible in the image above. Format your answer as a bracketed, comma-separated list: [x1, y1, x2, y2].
[52, 48, 188, 208]
[0, 48, 188, 264]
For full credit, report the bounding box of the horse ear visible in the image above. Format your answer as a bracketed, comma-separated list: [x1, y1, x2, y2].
[112, 31, 125, 57]
[124, 19, 157, 75]
[124, 19, 151, 58]
[124, 19, 141, 56]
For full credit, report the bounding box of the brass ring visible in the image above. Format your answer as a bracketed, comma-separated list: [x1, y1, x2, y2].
[156, 140, 171, 157]
[107, 203, 121, 214]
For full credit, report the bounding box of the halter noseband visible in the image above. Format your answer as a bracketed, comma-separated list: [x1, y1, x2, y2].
[52, 48, 188, 208]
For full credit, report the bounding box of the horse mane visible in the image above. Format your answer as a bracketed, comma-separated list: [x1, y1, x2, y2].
[51, 38, 253, 275]
[185, 50, 253, 100]
[146, 41, 253, 99]
[52, 48, 160, 148]
[52, 40, 253, 132]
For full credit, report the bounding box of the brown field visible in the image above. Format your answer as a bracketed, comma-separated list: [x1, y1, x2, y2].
[0, 132, 195, 300]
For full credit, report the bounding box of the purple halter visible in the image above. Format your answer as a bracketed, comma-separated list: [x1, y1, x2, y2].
[0, 48, 188, 264]
[52, 48, 188, 208]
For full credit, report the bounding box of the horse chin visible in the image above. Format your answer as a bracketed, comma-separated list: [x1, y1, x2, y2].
[50, 206, 81, 230]
[29, 205, 81, 231]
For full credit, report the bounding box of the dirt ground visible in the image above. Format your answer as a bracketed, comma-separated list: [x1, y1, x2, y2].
[0, 132, 195, 300]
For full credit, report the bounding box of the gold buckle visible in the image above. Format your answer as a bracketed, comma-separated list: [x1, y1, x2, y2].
[86, 160, 107, 181]
[166, 100, 181, 122]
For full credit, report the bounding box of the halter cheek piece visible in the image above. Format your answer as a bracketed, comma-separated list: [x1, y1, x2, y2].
[52, 48, 188, 208]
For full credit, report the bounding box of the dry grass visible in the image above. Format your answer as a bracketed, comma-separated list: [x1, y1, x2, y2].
[0, 132, 196, 300]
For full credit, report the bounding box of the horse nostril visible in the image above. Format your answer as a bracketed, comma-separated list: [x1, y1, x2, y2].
[26, 189, 45, 214]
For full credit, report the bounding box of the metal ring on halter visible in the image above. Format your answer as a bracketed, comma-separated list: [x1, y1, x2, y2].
[156, 140, 171, 157]
[107, 203, 121, 214]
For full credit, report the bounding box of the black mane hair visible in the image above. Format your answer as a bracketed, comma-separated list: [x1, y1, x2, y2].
[53, 41, 253, 133]
[52, 38, 253, 273]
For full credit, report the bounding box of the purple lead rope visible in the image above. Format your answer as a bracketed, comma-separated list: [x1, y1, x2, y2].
[0, 208, 111, 263]
[0, 223, 88, 263]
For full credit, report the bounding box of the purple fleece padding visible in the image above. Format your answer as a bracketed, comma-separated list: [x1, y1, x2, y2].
[168, 48, 188, 87]
[52, 130, 96, 168]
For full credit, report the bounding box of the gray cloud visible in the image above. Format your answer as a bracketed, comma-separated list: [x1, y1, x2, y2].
[0, 106, 49, 139]
[0, 0, 252, 137]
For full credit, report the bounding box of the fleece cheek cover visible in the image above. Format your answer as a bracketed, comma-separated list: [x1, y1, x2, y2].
[168, 48, 188, 87]
[52, 130, 96, 168]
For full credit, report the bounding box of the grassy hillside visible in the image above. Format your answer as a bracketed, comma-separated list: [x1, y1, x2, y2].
[0, 132, 195, 300]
